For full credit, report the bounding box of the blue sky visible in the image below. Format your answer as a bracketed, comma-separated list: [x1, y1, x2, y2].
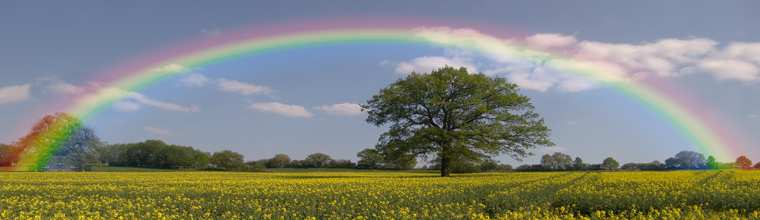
[1, 1, 758, 166]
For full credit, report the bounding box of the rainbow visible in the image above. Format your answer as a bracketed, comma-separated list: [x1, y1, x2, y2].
[14, 20, 746, 170]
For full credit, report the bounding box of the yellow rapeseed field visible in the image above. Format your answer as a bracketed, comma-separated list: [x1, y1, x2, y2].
[1, 171, 759, 219]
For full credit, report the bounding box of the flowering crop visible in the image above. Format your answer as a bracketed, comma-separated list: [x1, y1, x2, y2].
[1, 171, 758, 219]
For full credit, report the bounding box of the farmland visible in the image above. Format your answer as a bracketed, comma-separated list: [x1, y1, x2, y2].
[2, 171, 760, 219]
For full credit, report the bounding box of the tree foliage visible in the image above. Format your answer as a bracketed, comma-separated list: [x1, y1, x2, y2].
[706, 156, 719, 169]
[573, 157, 585, 170]
[540, 152, 572, 170]
[12, 113, 103, 171]
[210, 150, 245, 170]
[0, 143, 20, 166]
[268, 154, 291, 168]
[602, 157, 619, 170]
[665, 150, 706, 170]
[101, 140, 210, 169]
[363, 66, 553, 176]
[735, 156, 752, 169]
[304, 153, 332, 168]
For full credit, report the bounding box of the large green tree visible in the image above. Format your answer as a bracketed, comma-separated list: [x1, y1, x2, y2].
[363, 66, 553, 177]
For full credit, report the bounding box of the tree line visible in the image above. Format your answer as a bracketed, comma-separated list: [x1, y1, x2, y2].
[520, 150, 760, 171]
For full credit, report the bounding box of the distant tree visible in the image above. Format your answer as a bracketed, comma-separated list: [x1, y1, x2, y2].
[665, 157, 685, 169]
[573, 157, 585, 170]
[288, 160, 304, 168]
[602, 157, 619, 170]
[497, 164, 513, 171]
[55, 126, 103, 171]
[244, 161, 266, 171]
[754, 162, 760, 169]
[0, 143, 19, 166]
[356, 148, 384, 169]
[304, 153, 332, 168]
[268, 154, 291, 168]
[706, 156, 719, 169]
[736, 156, 752, 169]
[13, 113, 104, 171]
[665, 150, 706, 170]
[210, 150, 245, 170]
[641, 160, 665, 170]
[384, 153, 417, 170]
[540, 152, 572, 170]
[621, 163, 639, 170]
[192, 149, 211, 169]
[363, 66, 553, 177]
[480, 159, 499, 172]
[328, 159, 356, 168]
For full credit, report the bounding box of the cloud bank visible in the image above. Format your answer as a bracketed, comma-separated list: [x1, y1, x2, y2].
[396, 27, 760, 92]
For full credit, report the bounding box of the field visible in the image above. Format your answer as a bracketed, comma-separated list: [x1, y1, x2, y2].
[2, 171, 760, 219]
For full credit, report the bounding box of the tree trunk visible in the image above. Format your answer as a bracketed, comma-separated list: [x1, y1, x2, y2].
[440, 155, 451, 177]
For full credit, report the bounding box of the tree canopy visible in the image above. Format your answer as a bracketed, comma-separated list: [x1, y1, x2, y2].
[363, 66, 553, 176]
[602, 157, 619, 170]
[13, 112, 103, 171]
[736, 156, 752, 169]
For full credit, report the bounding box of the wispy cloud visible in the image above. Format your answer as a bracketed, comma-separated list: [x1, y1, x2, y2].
[313, 103, 363, 116]
[179, 73, 211, 87]
[112, 101, 141, 112]
[248, 102, 313, 117]
[748, 114, 759, 119]
[127, 92, 200, 113]
[177, 73, 275, 97]
[37, 77, 86, 95]
[46, 82, 85, 94]
[142, 126, 176, 135]
[0, 84, 31, 105]
[201, 29, 222, 37]
[78, 86, 197, 113]
[217, 78, 273, 96]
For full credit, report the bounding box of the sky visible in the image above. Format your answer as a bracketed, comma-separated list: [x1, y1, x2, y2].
[1, 1, 758, 166]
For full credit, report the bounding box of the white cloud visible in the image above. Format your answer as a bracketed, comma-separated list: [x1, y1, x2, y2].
[698, 59, 758, 81]
[524, 33, 577, 50]
[0, 84, 31, 105]
[539, 146, 568, 153]
[720, 42, 760, 63]
[201, 29, 222, 37]
[404, 27, 760, 93]
[77, 86, 198, 113]
[313, 103, 364, 116]
[112, 101, 141, 112]
[142, 126, 175, 135]
[217, 78, 273, 95]
[150, 64, 189, 74]
[248, 102, 313, 117]
[46, 82, 85, 94]
[179, 73, 211, 87]
[748, 114, 759, 119]
[506, 72, 557, 92]
[128, 92, 199, 113]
